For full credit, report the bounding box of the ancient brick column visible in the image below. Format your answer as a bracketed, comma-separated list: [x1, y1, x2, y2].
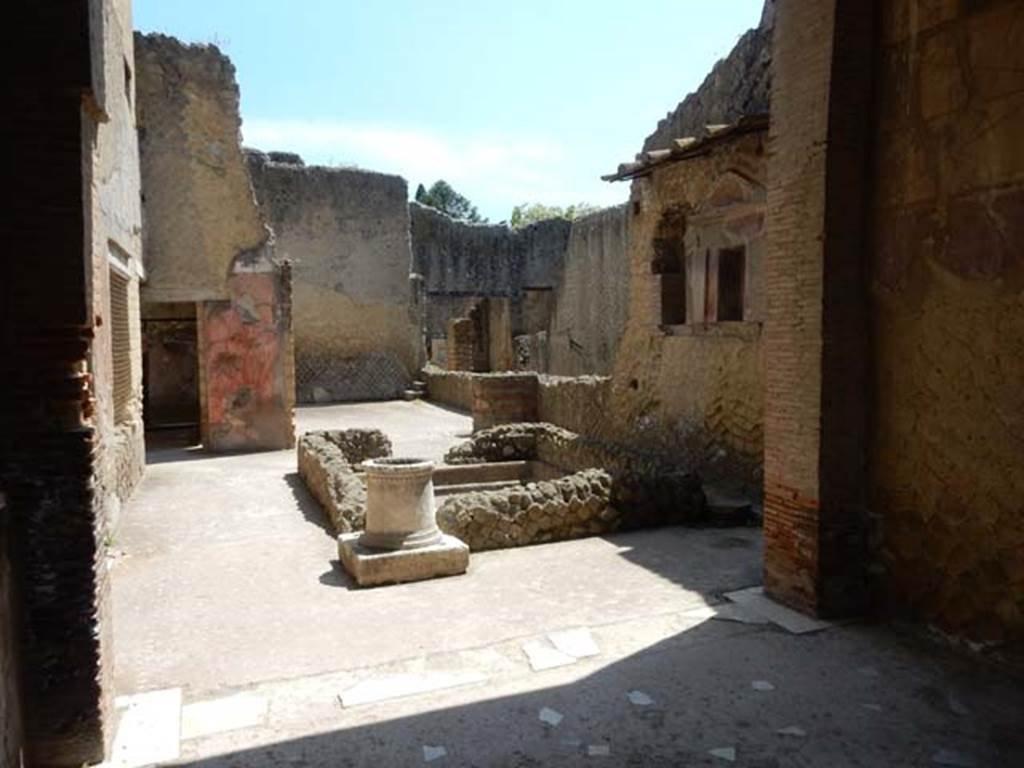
[762, 0, 874, 617]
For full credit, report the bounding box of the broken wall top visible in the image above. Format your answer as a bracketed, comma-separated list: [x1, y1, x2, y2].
[135, 32, 271, 304]
[641, 0, 773, 153]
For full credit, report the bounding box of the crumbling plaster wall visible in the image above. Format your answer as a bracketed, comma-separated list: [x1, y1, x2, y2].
[410, 201, 572, 341]
[136, 33, 294, 451]
[136, 34, 268, 303]
[548, 205, 631, 376]
[91, 0, 146, 518]
[607, 134, 767, 495]
[247, 154, 423, 403]
[868, 0, 1024, 643]
[199, 266, 296, 451]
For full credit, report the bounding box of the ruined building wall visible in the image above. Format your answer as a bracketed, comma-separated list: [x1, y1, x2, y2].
[136, 33, 294, 450]
[135, 35, 268, 304]
[547, 205, 631, 376]
[867, 0, 1024, 643]
[2, 0, 143, 762]
[607, 133, 768, 496]
[247, 154, 422, 403]
[642, 0, 774, 152]
[410, 202, 572, 344]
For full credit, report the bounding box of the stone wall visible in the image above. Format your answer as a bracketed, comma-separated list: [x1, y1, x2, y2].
[866, 0, 1024, 643]
[247, 153, 423, 403]
[136, 34, 269, 304]
[548, 205, 631, 376]
[437, 469, 615, 551]
[607, 131, 768, 497]
[2, 0, 144, 762]
[410, 201, 572, 340]
[423, 366, 474, 411]
[297, 431, 392, 533]
[642, 0, 774, 152]
[536, 375, 611, 437]
[471, 374, 539, 431]
[444, 423, 707, 530]
[136, 33, 295, 451]
[423, 368, 611, 438]
[298, 430, 621, 553]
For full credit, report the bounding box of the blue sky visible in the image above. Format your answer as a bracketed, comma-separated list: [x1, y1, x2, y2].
[134, 1, 764, 222]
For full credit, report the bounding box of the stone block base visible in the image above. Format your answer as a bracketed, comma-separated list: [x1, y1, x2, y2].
[338, 533, 470, 587]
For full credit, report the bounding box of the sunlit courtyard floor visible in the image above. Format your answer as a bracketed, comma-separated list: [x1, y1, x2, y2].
[108, 401, 1023, 767]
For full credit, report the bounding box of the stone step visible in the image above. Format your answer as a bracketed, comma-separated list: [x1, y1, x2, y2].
[435, 479, 523, 497]
[433, 460, 531, 486]
[402, 390, 423, 401]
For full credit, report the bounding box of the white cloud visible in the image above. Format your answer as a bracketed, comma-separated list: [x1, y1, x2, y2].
[241, 118, 625, 220]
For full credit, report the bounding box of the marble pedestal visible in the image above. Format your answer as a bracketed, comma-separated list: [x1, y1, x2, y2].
[339, 457, 469, 586]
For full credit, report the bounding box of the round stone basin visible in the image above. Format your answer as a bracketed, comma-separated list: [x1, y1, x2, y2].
[359, 457, 443, 551]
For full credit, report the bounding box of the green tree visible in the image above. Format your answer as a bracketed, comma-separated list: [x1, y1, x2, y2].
[509, 202, 601, 229]
[415, 180, 485, 223]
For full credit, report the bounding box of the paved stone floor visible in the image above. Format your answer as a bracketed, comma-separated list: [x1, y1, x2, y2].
[109, 401, 1024, 767]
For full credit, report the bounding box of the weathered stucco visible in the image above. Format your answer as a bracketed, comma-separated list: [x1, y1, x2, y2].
[199, 267, 295, 451]
[136, 33, 295, 451]
[868, 0, 1024, 643]
[547, 205, 631, 376]
[607, 131, 768, 495]
[136, 33, 270, 303]
[247, 153, 423, 403]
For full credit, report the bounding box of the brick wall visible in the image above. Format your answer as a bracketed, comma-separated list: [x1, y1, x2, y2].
[471, 375, 540, 432]
[762, 0, 873, 617]
[1, 1, 142, 763]
[608, 132, 768, 497]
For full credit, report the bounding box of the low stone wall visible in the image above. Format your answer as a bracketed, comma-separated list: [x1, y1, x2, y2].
[437, 469, 615, 551]
[537, 375, 611, 437]
[472, 374, 538, 431]
[423, 365, 473, 411]
[423, 367, 611, 436]
[297, 430, 391, 532]
[298, 426, 624, 553]
[445, 422, 707, 528]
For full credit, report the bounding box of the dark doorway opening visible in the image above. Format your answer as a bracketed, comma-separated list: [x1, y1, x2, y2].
[142, 302, 200, 448]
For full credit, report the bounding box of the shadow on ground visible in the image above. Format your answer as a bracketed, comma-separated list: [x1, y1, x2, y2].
[172, 612, 1024, 768]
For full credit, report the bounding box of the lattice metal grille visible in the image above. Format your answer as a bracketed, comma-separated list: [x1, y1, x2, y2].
[109, 268, 132, 424]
